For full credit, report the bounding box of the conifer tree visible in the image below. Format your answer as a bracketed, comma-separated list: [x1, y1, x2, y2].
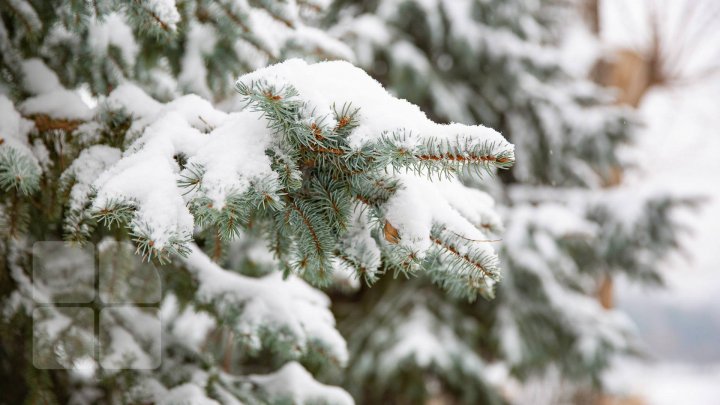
[0, 1, 515, 403]
[328, 0, 692, 402]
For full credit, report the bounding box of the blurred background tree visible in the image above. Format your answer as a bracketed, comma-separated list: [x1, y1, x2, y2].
[327, 0, 693, 403]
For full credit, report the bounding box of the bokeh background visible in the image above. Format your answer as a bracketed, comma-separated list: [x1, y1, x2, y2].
[594, 0, 720, 403]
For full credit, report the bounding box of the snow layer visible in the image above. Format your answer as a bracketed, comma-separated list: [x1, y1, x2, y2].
[0, 95, 36, 155]
[146, 0, 181, 30]
[250, 362, 354, 405]
[104, 82, 163, 119]
[158, 383, 220, 405]
[384, 174, 500, 256]
[179, 22, 216, 99]
[19, 58, 92, 120]
[184, 244, 348, 364]
[92, 111, 200, 248]
[237, 59, 512, 152]
[21, 58, 61, 95]
[88, 13, 139, 67]
[61, 145, 121, 211]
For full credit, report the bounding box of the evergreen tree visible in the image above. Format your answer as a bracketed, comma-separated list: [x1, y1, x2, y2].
[328, 0, 692, 402]
[0, 1, 515, 403]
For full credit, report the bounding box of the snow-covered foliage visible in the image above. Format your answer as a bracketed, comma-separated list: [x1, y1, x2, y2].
[0, 1, 515, 403]
[89, 59, 513, 297]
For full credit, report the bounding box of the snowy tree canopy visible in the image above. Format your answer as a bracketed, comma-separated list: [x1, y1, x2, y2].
[0, 2, 514, 402]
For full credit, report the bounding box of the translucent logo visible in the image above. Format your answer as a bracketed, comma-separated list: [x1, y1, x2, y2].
[32, 240, 162, 371]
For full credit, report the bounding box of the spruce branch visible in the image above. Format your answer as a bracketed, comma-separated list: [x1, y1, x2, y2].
[92, 198, 137, 229]
[427, 226, 501, 300]
[268, 148, 303, 191]
[130, 221, 191, 264]
[212, 0, 276, 59]
[0, 147, 41, 195]
[335, 252, 381, 285]
[177, 163, 206, 196]
[370, 131, 515, 178]
[309, 174, 352, 232]
[123, 0, 178, 38]
[331, 103, 360, 137]
[231, 78, 513, 289]
[283, 195, 335, 284]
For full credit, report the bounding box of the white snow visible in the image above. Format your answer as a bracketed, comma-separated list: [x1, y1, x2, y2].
[383, 176, 434, 253]
[384, 174, 500, 257]
[18, 58, 92, 120]
[93, 111, 199, 249]
[183, 111, 275, 208]
[104, 82, 163, 120]
[338, 208, 381, 278]
[184, 244, 348, 365]
[94, 86, 256, 248]
[0, 94, 37, 160]
[88, 13, 139, 67]
[179, 22, 217, 99]
[146, 0, 181, 30]
[19, 89, 93, 120]
[93, 83, 282, 246]
[61, 145, 121, 211]
[21, 58, 62, 95]
[249, 361, 354, 405]
[158, 383, 221, 405]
